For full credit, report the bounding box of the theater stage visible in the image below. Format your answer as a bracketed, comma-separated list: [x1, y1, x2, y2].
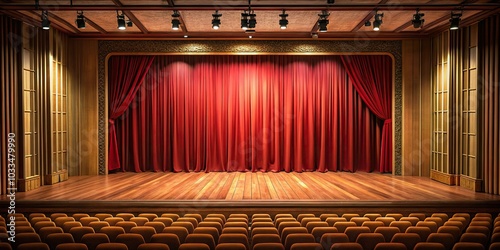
[2, 172, 500, 215]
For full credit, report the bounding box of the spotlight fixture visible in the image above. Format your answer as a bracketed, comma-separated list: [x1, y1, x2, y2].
[327, 0, 335, 4]
[450, 12, 462, 30]
[41, 10, 50, 30]
[248, 12, 256, 29]
[317, 10, 330, 33]
[412, 9, 425, 28]
[75, 11, 86, 29]
[117, 11, 126, 30]
[241, 11, 249, 30]
[212, 10, 222, 30]
[364, 20, 371, 27]
[373, 11, 383, 31]
[172, 10, 181, 30]
[279, 10, 288, 30]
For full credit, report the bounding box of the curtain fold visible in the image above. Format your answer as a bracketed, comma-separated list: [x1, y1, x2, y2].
[340, 55, 393, 172]
[108, 55, 155, 171]
[114, 55, 385, 173]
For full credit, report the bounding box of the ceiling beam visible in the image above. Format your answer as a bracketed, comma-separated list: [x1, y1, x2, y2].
[351, 0, 388, 33]
[111, 0, 149, 34]
[393, 20, 413, 33]
[85, 17, 107, 34]
[1, 3, 499, 11]
[45, 11, 81, 33]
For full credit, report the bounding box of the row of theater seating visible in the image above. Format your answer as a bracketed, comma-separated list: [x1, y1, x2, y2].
[0, 212, 499, 250]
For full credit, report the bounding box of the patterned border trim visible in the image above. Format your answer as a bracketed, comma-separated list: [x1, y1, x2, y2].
[98, 40, 402, 175]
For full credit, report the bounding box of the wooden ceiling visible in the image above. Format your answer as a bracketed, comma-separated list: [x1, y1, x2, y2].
[1, 0, 499, 39]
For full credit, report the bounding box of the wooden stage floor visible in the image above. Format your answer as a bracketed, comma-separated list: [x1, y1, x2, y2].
[3, 172, 500, 214]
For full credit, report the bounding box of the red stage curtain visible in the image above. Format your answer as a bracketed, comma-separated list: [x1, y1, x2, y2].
[114, 55, 385, 172]
[340, 55, 393, 172]
[107, 55, 155, 171]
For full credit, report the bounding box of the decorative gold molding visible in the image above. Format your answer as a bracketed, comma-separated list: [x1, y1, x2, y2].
[460, 175, 483, 192]
[98, 40, 403, 175]
[17, 176, 40, 192]
[431, 169, 458, 185]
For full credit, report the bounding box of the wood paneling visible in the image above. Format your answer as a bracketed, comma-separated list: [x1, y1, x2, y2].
[68, 39, 99, 176]
[402, 39, 432, 176]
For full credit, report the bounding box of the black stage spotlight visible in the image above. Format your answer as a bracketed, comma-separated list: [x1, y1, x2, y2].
[117, 11, 126, 30]
[76, 11, 86, 29]
[42, 10, 50, 30]
[450, 12, 462, 30]
[373, 11, 383, 31]
[318, 10, 330, 32]
[412, 10, 425, 28]
[248, 11, 256, 29]
[172, 10, 181, 30]
[212, 10, 222, 30]
[327, 0, 335, 4]
[241, 11, 249, 30]
[279, 10, 288, 30]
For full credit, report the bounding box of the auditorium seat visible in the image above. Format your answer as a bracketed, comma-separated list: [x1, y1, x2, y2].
[443, 221, 465, 232]
[385, 214, 404, 221]
[251, 218, 273, 224]
[278, 222, 302, 235]
[115, 233, 146, 250]
[46, 233, 75, 250]
[162, 213, 181, 221]
[89, 221, 110, 233]
[341, 214, 360, 222]
[375, 217, 396, 227]
[179, 243, 211, 250]
[204, 218, 225, 226]
[34, 221, 56, 233]
[50, 213, 68, 221]
[448, 217, 467, 227]
[290, 242, 323, 250]
[453, 213, 471, 225]
[436, 226, 461, 242]
[425, 218, 444, 228]
[227, 218, 249, 224]
[73, 214, 91, 221]
[390, 221, 413, 233]
[432, 213, 450, 223]
[150, 233, 181, 250]
[193, 227, 220, 244]
[391, 233, 422, 250]
[252, 234, 281, 245]
[427, 233, 455, 250]
[15, 221, 31, 227]
[296, 214, 315, 222]
[253, 242, 285, 250]
[230, 214, 249, 220]
[178, 217, 199, 227]
[374, 227, 400, 242]
[14, 232, 42, 248]
[131, 217, 150, 227]
[162, 226, 190, 243]
[494, 228, 500, 235]
[17, 242, 50, 250]
[355, 233, 385, 250]
[363, 214, 382, 221]
[277, 218, 299, 229]
[251, 227, 280, 238]
[100, 226, 126, 242]
[95, 243, 128, 250]
[131, 226, 157, 242]
[305, 221, 329, 233]
[334, 222, 358, 233]
[206, 214, 226, 223]
[414, 242, 446, 250]
[409, 213, 427, 221]
[104, 217, 124, 226]
[62, 221, 83, 233]
[16, 226, 35, 233]
[0, 242, 12, 250]
[345, 227, 371, 242]
[362, 221, 385, 233]
[171, 221, 195, 234]
[320, 214, 339, 221]
[284, 233, 315, 250]
[116, 221, 138, 233]
[490, 242, 500, 250]
[320, 233, 350, 250]
[417, 221, 439, 233]
[300, 217, 321, 227]
[452, 242, 485, 250]
[31, 217, 52, 225]
[116, 213, 135, 221]
[218, 233, 250, 250]
[222, 227, 248, 237]
[79, 217, 100, 226]
[55, 217, 76, 227]
[55, 243, 89, 250]
[154, 218, 174, 227]
[373, 242, 407, 250]
[492, 232, 500, 243]
[406, 226, 432, 241]
[351, 217, 371, 226]
[400, 217, 420, 226]
[466, 226, 491, 237]
[459, 232, 488, 247]
[137, 243, 171, 250]
[29, 213, 46, 221]
[94, 214, 113, 221]
[139, 213, 160, 222]
[185, 234, 216, 250]
[251, 222, 275, 230]
[470, 221, 492, 230]
[69, 226, 95, 242]
[252, 214, 271, 219]
[330, 242, 363, 250]
[281, 227, 308, 244]
[224, 222, 248, 229]
[198, 222, 223, 234]
[311, 227, 338, 242]
[80, 233, 110, 250]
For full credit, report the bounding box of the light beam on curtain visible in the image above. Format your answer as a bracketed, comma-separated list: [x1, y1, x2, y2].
[114, 55, 385, 172]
